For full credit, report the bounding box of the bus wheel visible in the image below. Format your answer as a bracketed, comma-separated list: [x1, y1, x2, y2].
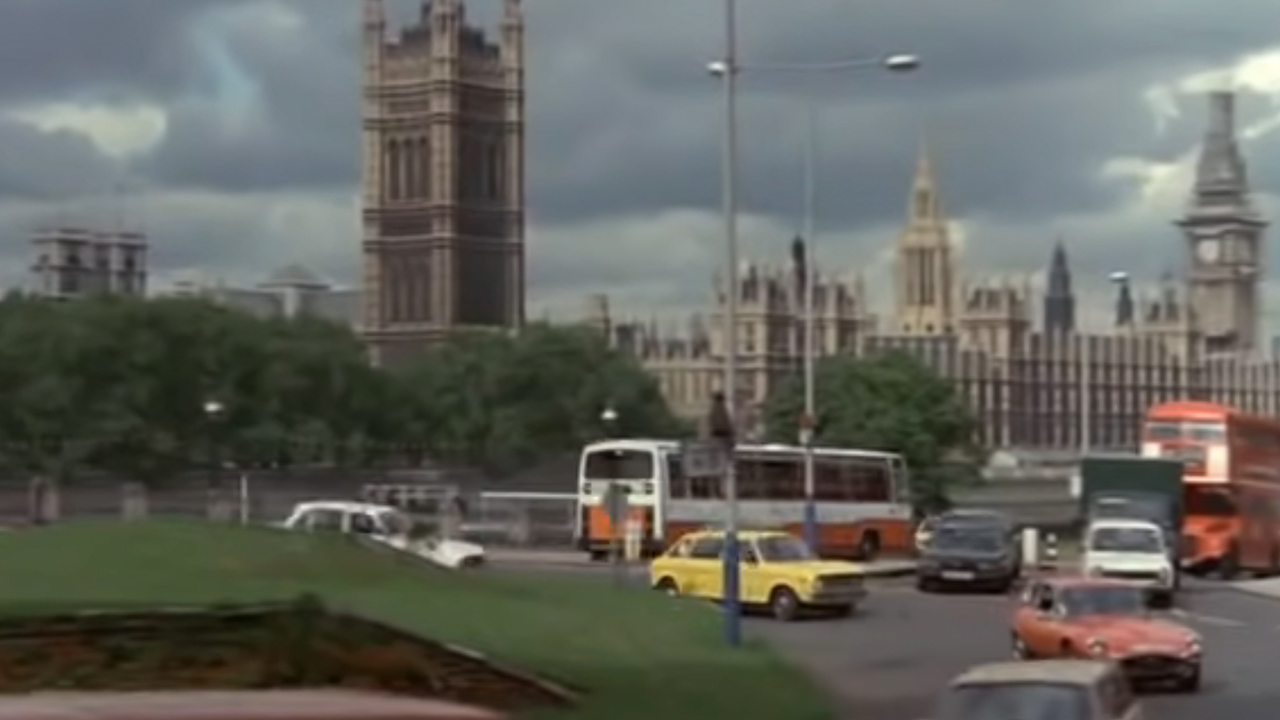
[770, 586, 800, 622]
[857, 531, 881, 561]
[1217, 545, 1239, 580]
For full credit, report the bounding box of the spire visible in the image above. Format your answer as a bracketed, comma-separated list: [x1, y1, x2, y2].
[363, 0, 384, 26]
[1043, 238, 1075, 333]
[1115, 281, 1134, 328]
[1190, 91, 1250, 209]
[908, 138, 943, 224]
[1047, 238, 1071, 294]
[790, 235, 806, 301]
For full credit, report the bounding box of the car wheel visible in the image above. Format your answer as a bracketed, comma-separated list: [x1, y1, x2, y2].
[654, 577, 680, 597]
[1179, 669, 1201, 693]
[459, 555, 485, 569]
[915, 575, 934, 593]
[770, 586, 800, 622]
[1012, 633, 1031, 660]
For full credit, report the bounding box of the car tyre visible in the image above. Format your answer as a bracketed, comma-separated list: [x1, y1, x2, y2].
[654, 577, 680, 597]
[770, 586, 800, 622]
[1011, 632, 1031, 660]
[915, 575, 935, 593]
[1178, 669, 1201, 693]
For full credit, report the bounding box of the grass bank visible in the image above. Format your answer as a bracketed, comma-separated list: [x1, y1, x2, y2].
[0, 521, 832, 720]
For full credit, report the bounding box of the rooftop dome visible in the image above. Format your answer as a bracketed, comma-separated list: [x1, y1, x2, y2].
[261, 264, 327, 289]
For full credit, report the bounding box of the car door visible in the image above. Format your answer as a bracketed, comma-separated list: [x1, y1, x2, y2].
[1023, 585, 1065, 656]
[738, 540, 767, 603]
[686, 536, 726, 599]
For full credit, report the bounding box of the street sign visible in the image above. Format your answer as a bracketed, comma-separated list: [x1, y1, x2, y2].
[603, 482, 630, 525]
[680, 439, 728, 478]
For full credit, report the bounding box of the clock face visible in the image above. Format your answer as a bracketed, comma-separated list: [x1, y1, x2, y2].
[1197, 238, 1221, 263]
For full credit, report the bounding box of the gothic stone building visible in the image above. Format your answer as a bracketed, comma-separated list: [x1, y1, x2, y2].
[593, 91, 1280, 453]
[360, 0, 526, 367]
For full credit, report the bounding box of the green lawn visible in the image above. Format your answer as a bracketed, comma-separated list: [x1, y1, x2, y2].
[0, 521, 832, 720]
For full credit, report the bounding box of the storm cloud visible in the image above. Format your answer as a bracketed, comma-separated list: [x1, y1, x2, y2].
[1, 0, 1279, 326]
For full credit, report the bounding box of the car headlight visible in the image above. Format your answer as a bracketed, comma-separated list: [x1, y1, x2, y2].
[1184, 639, 1202, 656]
[1158, 566, 1172, 583]
[1086, 638, 1108, 656]
[811, 578, 825, 592]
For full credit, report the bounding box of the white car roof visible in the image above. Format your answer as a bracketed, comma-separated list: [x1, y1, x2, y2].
[1087, 518, 1162, 531]
[291, 500, 400, 515]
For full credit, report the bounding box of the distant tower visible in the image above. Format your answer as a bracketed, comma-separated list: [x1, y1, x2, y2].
[1179, 91, 1266, 353]
[894, 142, 957, 334]
[1043, 239, 1075, 333]
[359, 0, 527, 367]
[1115, 279, 1134, 328]
[30, 228, 147, 300]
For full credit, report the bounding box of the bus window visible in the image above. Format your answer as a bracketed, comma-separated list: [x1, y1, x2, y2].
[1186, 423, 1226, 442]
[583, 449, 654, 480]
[1145, 422, 1181, 440]
[736, 456, 801, 499]
[815, 462, 849, 500]
[761, 458, 802, 498]
[689, 475, 722, 499]
[890, 456, 910, 501]
[736, 457, 766, 499]
[666, 453, 688, 498]
[850, 460, 891, 502]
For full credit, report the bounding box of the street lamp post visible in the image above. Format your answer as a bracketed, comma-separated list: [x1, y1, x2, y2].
[203, 399, 225, 490]
[793, 57, 919, 555]
[1080, 271, 1131, 455]
[601, 405, 619, 437]
[709, 0, 919, 643]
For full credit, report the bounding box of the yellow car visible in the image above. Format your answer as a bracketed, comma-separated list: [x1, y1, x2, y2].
[649, 529, 867, 620]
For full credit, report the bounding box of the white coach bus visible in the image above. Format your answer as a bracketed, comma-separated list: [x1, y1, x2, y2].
[572, 438, 913, 560]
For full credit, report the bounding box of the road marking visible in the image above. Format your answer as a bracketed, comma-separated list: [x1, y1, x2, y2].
[1177, 611, 1244, 627]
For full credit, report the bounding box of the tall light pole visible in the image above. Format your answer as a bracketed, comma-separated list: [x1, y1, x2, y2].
[713, 0, 743, 649]
[709, 0, 919, 642]
[791, 55, 920, 553]
[1081, 271, 1130, 455]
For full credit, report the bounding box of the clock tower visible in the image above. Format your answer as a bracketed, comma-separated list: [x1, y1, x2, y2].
[1179, 91, 1267, 353]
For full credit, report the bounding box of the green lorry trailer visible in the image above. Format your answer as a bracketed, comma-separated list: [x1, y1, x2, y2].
[1077, 454, 1185, 587]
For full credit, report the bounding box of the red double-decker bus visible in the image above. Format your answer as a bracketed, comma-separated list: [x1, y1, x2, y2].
[1141, 401, 1280, 576]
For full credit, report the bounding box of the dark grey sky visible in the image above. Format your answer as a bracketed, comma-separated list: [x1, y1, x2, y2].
[1, 0, 1279, 327]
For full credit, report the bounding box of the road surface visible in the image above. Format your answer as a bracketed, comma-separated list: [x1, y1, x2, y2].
[750, 578, 1280, 719]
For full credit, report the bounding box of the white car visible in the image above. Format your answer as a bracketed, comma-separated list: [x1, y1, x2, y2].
[1082, 518, 1174, 604]
[280, 500, 486, 569]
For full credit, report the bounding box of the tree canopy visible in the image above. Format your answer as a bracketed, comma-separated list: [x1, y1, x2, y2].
[0, 295, 682, 484]
[395, 322, 686, 473]
[762, 350, 982, 509]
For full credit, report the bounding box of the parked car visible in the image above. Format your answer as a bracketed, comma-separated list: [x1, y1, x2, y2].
[927, 659, 1143, 720]
[281, 500, 486, 570]
[649, 529, 866, 620]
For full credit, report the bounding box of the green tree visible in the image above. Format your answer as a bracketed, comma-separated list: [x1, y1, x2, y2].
[0, 295, 106, 483]
[762, 349, 982, 510]
[398, 323, 684, 473]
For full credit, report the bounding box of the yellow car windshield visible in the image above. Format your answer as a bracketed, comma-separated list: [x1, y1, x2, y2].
[756, 536, 815, 562]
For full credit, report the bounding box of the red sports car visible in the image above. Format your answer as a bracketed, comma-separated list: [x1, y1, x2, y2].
[1011, 576, 1201, 691]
